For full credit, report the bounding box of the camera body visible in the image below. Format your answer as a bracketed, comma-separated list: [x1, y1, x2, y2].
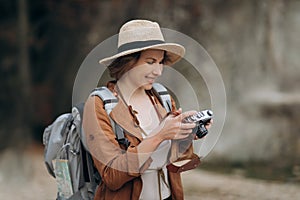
[183, 109, 213, 138]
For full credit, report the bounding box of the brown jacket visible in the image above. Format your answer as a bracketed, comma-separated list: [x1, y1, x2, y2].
[83, 91, 200, 200]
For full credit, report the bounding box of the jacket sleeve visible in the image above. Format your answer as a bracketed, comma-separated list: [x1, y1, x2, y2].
[82, 96, 150, 191]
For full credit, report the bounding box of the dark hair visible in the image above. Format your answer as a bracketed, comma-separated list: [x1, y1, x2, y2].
[107, 50, 170, 80]
[107, 52, 141, 80]
[162, 51, 171, 65]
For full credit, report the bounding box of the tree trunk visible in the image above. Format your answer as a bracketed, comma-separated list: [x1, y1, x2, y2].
[15, 0, 32, 148]
[0, 0, 34, 183]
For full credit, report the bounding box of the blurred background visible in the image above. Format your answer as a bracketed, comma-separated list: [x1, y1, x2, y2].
[0, 0, 299, 199]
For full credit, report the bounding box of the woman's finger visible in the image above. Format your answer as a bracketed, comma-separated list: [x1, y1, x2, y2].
[178, 110, 197, 121]
[180, 122, 196, 130]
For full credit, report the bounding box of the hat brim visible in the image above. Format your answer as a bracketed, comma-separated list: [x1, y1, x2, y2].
[99, 43, 185, 66]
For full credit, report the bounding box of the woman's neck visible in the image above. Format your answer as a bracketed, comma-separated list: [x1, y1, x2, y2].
[116, 79, 146, 105]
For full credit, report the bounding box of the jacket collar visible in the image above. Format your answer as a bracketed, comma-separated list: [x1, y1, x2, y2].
[109, 92, 168, 141]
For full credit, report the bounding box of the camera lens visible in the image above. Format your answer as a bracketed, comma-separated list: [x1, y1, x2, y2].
[207, 110, 213, 116]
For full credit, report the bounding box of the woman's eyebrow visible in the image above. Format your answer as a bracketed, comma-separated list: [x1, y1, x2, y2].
[145, 57, 164, 62]
[145, 57, 156, 60]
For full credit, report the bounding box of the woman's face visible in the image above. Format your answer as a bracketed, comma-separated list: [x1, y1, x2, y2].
[122, 49, 164, 90]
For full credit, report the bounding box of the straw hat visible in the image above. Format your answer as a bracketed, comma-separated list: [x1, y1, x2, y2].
[99, 19, 185, 66]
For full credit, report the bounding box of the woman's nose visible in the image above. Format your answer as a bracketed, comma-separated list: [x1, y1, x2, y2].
[152, 63, 163, 76]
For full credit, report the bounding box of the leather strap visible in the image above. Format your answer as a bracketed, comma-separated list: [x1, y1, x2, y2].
[167, 155, 200, 173]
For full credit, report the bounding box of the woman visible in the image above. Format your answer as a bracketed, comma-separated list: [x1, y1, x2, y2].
[83, 19, 211, 200]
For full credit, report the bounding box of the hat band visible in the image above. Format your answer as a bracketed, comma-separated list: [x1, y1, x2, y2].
[118, 40, 165, 53]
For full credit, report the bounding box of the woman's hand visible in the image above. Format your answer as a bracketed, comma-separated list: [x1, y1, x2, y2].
[205, 119, 213, 130]
[153, 108, 197, 141]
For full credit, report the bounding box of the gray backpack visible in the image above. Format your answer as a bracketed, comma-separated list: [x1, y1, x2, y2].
[42, 83, 171, 200]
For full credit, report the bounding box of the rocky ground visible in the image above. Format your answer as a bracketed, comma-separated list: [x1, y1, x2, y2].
[182, 169, 300, 200]
[1, 144, 299, 200]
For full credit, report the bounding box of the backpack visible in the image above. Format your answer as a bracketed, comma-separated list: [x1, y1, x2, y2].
[42, 83, 171, 200]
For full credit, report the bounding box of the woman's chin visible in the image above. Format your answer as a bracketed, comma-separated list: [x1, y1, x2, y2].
[143, 83, 153, 90]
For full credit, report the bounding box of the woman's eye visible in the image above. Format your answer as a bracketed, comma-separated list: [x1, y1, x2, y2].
[146, 61, 155, 64]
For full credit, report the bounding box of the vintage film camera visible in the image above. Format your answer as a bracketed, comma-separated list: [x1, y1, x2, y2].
[183, 109, 213, 138]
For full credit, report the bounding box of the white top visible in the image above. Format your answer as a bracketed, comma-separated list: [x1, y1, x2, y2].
[139, 127, 171, 200]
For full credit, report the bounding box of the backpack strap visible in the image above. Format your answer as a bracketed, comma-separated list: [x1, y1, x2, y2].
[152, 83, 172, 113]
[90, 87, 118, 115]
[90, 87, 130, 148]
[90, 87, 118, 131]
